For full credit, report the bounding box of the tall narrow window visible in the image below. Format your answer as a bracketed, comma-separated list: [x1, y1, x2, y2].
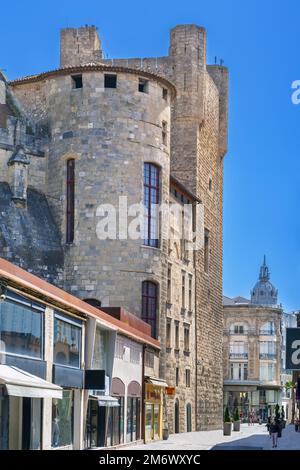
[185, 369, 191, 388]
[181, 272, 186, 309]
[204, 228, 209, 273]
[167, 264, 172, 303]
[142, 281, 158, 338]
[166, 318, 171, 349]
[66, 159, 75, 243]
[175, 322, 179, 349]
[188, 276, 192, 311]
[143, 163, 160, 247]
[176, 367, 179, 386]
[162, 121, 167, 145]
[184, 326, 190, 352]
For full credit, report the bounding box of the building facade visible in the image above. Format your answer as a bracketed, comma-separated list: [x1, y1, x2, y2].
[0, 258, 160, 449]
[0, 23, 228, 431]
[223, 258, 282, 422]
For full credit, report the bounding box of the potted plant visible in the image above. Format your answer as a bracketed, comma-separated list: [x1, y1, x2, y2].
[233, 407, 241, 432]
[223, 406, 232, 436]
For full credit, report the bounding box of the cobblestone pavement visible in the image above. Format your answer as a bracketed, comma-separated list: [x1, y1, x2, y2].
[124, 424, 300, 450]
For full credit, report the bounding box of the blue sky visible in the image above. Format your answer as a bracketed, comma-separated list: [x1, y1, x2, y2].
[1, 0, 299, 311]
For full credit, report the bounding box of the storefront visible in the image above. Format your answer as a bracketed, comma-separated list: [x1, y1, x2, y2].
[144, 377, 167, 442]
[0, 365, 62, 450]
[51, 311, 84, 449]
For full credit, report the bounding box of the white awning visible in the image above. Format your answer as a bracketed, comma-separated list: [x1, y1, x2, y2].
[89, 394, 120, 407]
[0, 365, 63, 399]
[145, 377, 168, 388]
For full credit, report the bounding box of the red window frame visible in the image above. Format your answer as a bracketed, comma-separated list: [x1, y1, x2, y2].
[143, 163, 160, 247]
[66, 159, 75, 243]
[142, 281, 158, 338]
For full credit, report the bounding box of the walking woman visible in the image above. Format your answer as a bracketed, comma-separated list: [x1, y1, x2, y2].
[270, 418, 279, 448]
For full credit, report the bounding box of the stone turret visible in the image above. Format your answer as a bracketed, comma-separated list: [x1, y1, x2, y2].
[60, 26, 103, 67]
[7, 145, 30, 202]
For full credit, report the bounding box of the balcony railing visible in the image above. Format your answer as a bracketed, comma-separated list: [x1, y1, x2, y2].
[259, 353, 276, 360]
[259, 330, 276, 336]
[229, 353, 248, 359]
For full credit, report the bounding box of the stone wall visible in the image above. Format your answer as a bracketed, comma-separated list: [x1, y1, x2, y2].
[7, 23, 228, 432]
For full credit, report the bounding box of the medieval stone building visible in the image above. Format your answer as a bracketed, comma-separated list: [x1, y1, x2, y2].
[0, 24, 228, 432]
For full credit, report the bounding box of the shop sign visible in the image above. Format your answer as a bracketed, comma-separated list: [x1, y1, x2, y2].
[286, 328, 300, 370]
[165, 387, 176, 396]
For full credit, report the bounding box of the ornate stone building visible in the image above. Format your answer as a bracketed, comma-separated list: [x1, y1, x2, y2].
[0, 24, 228, 432]
[223, 257, 282, 421]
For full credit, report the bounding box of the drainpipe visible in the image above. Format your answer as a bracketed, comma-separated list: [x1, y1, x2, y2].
[141, 345, 146, 442]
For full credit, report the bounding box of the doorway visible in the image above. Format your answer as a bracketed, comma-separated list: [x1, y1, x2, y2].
[21, 398, 42, 450]
[174, 399, 179, 433]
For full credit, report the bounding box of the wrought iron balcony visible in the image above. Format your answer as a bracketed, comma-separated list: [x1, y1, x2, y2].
[259, 330, 276, 336]
[229, 353, 248, 359]
[259, 353, 276, 360]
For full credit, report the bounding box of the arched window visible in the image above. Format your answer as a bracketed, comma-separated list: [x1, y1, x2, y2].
[142, 281, 158, 338]
[186, 403, 192, 432]
[143, 163, 160, 247]
[260, 322, 275, 336]
[83, 299, 102, 309]
[66, 159, 75, 243]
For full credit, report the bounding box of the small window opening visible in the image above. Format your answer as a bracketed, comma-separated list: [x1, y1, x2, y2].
[138, 78, 149, 93]
[71, 75, 83, 89]
[104, 74, 117, 89]
[162, 88, 168, 100]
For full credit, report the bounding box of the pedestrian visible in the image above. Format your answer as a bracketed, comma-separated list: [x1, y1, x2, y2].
[266, 417, 271, 437]
[270, 418, 279, 448]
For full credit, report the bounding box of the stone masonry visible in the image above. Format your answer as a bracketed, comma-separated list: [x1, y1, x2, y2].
[0, 23, 228, 432]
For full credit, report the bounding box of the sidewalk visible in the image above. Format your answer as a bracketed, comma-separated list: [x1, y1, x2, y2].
[124, 424, 300, 450]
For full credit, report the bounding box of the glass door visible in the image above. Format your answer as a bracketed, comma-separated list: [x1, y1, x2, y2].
[0, 395, 8, 450]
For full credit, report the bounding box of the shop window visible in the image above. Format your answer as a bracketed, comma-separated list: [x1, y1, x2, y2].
[104, 74, 117, 88]
[93, 327, 108, 369]
[52, 390, 74, 448]
[107, 396, 124, 446]
[142, 281, 158, 338]
[53, 314, 82, 368]
[0, 295, 43, 359]
[126, 397, 141, 442]
[143, 163, 160, 247]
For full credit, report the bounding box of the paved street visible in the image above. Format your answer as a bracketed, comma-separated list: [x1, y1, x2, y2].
[125, 424, 300, 450]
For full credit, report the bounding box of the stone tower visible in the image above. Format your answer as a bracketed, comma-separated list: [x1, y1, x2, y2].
[8, 23, 228, 432]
